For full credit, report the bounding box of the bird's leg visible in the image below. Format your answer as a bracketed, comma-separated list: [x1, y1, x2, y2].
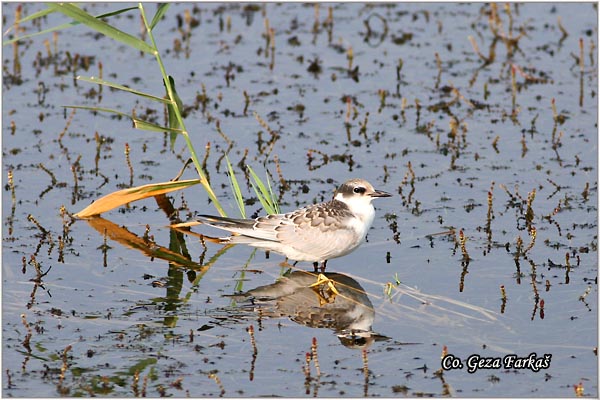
[319, 260, 327, 272]
[313, 262, 319, 272]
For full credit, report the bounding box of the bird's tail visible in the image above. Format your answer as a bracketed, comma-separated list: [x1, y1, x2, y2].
[172, 214, 279, 244]
[197, 214, 282, 244]
[196, 214, 255, 229]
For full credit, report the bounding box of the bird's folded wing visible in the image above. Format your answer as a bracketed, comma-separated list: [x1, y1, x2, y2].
[273, 218, 357, 259]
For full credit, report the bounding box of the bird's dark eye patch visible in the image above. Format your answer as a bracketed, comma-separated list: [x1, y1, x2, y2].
[353, 186, 366, 194]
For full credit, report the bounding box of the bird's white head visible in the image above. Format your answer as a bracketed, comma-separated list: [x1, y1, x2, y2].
[333, 178, 391, 218]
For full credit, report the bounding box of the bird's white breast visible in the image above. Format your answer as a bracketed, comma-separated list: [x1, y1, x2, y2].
[335, 192, 376, 242]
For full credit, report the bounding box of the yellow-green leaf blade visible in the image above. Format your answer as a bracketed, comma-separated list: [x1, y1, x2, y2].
[165, 76, 184, 149]
[247, 165, 280, 214]
[64, 105, 183, 134]
[3, 6, 138, 46]
[225, 156, 246, 218]
[132, 119, 182, 134]
[47, 3, 156, 55]
[75, 179, 201, 218]
[150, 3, 170, 31]
[77, 76, 170, 104]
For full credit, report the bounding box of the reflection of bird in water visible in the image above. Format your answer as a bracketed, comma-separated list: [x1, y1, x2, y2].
[191, 179, 391, 271]
[229, 270, 388, 349]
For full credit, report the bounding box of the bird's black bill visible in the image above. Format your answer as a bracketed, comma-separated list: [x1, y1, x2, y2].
[370, 189, 392, 198]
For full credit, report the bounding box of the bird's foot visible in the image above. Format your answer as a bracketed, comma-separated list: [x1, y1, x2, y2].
[309, 273, 339, 305]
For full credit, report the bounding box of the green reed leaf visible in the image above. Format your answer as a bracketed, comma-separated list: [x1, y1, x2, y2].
[47, 3, 155, 54]
[225, 156, 246, 218]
